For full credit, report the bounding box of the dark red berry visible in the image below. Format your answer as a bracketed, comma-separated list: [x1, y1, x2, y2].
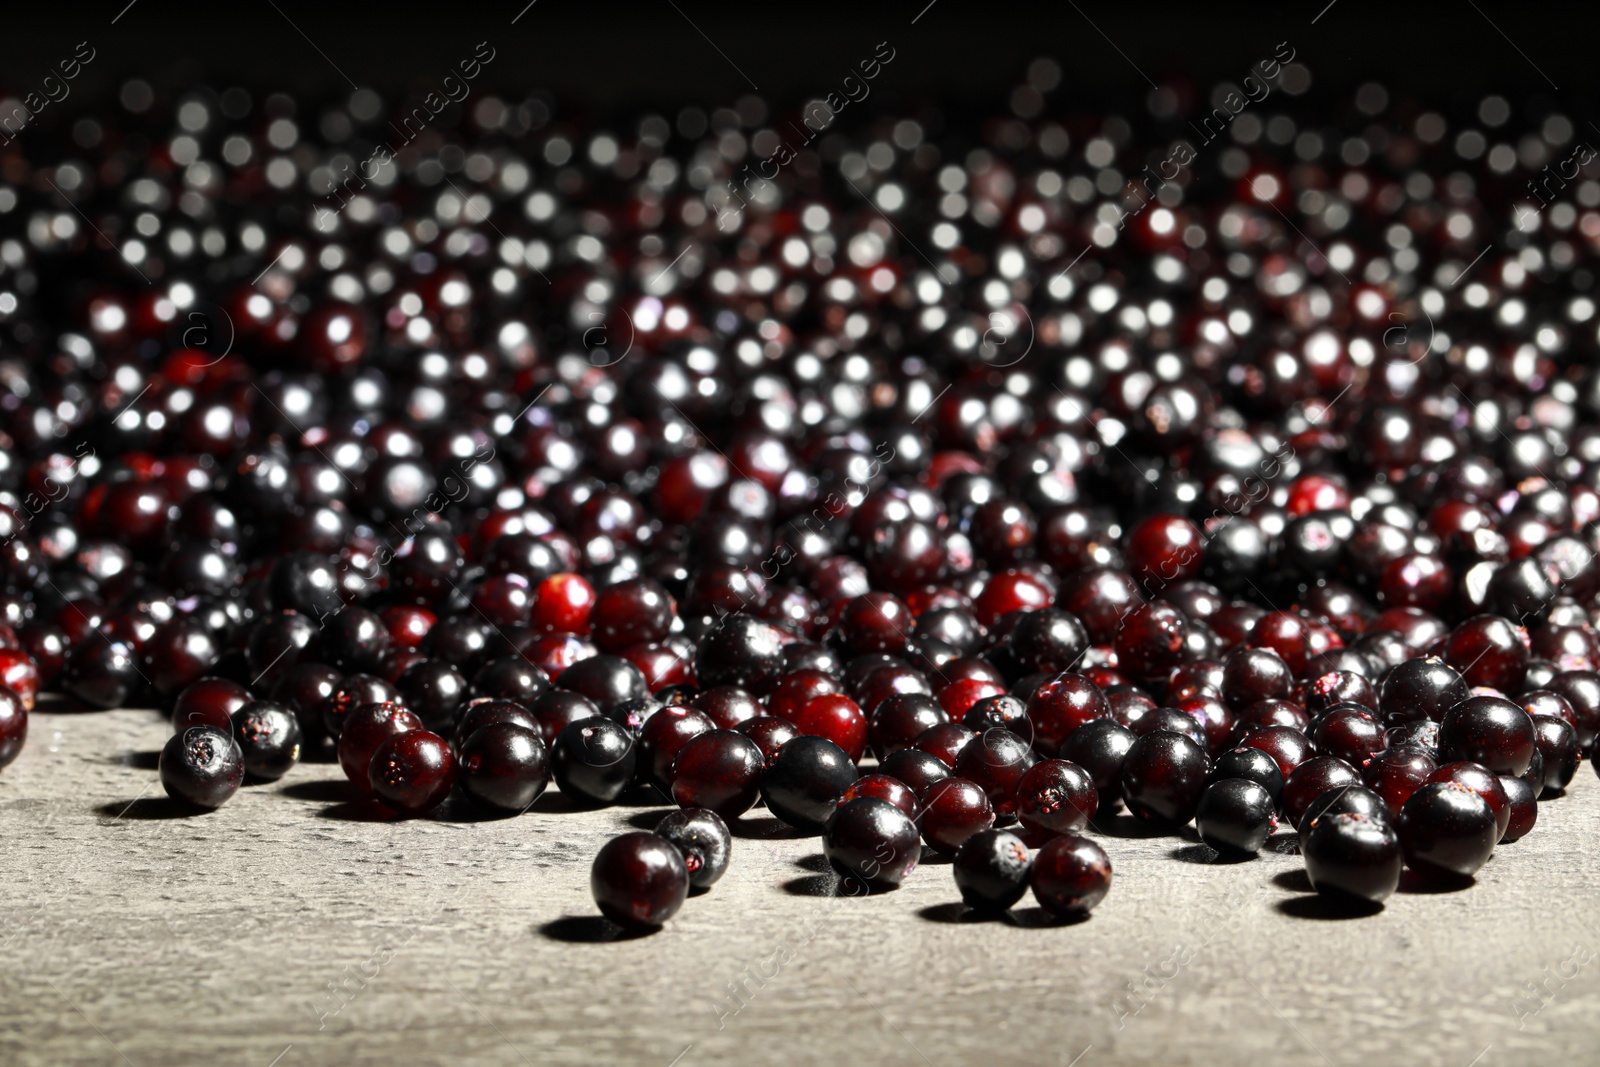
[172, 677, 252, 734]
[918, 777, 995, 852]
[840, 773, 919, 818]
[1030, 834, 1112, 917]
[1281, 756, 1362, 829]
[591, 832, 689, 927]
[368, 730, 456, 815]
[1016, 759, 1097, 835]
[337, 702, 422, 792]
[669, 730, 765, 818]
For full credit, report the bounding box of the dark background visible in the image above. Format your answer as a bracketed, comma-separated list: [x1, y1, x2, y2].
[1, 1, 1591, 117]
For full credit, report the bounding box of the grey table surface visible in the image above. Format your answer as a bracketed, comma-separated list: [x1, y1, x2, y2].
[3, 705, 1598, 1067]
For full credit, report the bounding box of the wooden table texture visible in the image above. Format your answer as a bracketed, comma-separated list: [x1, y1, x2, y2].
[3, 706, 1598, 1067]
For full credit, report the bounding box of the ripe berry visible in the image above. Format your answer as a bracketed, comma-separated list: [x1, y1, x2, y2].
[1302, 813, 1402, 905]
[230, 701, 302, 782]
[0, 686, 24, 771]
[591, 832, 689, 927]
[1120, 731, 1210, 826]
[1195, 779, 1277, 855]
[1015, 759, 1097, 835]
[669, 730, 765, 819]
[160, 726, 245, 810]
[952, 828, 1032, 911]
[1207, 747, 1285, 806]
[823, 796, 921, 889]
[917, 777, 995, 852]
[1398, 781, 1498, 880]
[840, 773, 919, 818]
[761, 734, 858, 831]
[655, 807, 732, 888]
[1281, 756, 1362, 829]
[172, 677, 252, 733]
[1437, 695, 1536, 777]
[790, 693, 868, 763]
[551, 717, 637, 807]
[458, 722, 550, 813]
[1030, 834, 1112, 917]
[338, 702, 423, 792]
[368, 730, 456, 816]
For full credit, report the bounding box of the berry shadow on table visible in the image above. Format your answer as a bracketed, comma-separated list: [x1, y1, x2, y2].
[277, 778, 352, 803]
[916, 902, 1091, 928]
[95, 796, 200, 820]
[1272, 868, 1314, 893]
[538, 915, 660, 943]
[624, 807, 678, 830]
[1275, 894, 1385, 920]
[1169, 843, 1257, 865]
[1397, 869, 1475, 894]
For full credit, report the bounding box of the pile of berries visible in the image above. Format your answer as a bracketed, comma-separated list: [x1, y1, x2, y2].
[0, 65, 1596, 928]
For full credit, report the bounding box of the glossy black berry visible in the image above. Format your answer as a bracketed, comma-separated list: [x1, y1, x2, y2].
[269, 551, 345, 618]
[320, 606, 392, 673]
[695, 615, 786, 693]
[1437, 695, 1537, 777]
[878, 748, 952, 799]
[761, 734, 858, 831]
[556, 654, 651, 714]
[1296, 783, 1388, 839]
[64, 639, 143, 710]
[1207, 746, 1285, 806]
[1302, 813, 1402, 905]
[229, 700, 302, 782]
[458, 722, 549, 814]
[396, 658, 471, 732]
[655, 807, 732, 888]
[1379, 656, 1469, 726]
[1195, 779, 1277, 855]
[1532, 715, 1579, 796]
[472, 656, 551, 706]
[159, 726, 245, 809]
[1397, 781, 1498, 881]
[1120, 730, 1210, 826]
[952, 828, 1032, 911]
[1007, 609, 1089, 675]
[551, 716, 637, 807]
[823, 796, 921, 889]
[1499, 776, 1539, 843]
[1060, 718, 1138, 798]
